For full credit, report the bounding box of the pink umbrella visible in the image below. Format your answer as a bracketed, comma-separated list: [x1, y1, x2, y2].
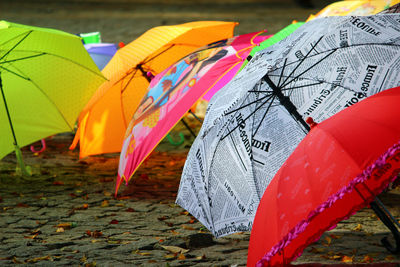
[116, 31, 271, 195]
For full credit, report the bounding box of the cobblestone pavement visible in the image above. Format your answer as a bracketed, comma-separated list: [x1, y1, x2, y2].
[1, 132, 400, 266]
[2, 1, 400, 266]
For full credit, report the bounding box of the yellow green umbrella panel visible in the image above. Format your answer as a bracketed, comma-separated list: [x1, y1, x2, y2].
[0, 20, 105, 172]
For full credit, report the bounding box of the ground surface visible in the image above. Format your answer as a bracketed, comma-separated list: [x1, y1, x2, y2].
[1, 0, 400, 266]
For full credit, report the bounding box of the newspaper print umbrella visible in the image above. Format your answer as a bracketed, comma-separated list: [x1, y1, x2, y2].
[115, 31, 270, 194]
[176, 14, 400, 237]
[0, 20, 105, 174]
[70, 21, 237, 158]
[248, 86, 400, 266]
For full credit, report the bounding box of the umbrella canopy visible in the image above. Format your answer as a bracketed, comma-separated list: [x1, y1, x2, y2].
[70, 21, 237, 158]
[176, 14, 400, 237]
[116, 31, 270, 194]
[247, 86, 400, 266]
[0, 20, 105, 171]
[306, 0, 400, 21]
[84, 43, 118, 70]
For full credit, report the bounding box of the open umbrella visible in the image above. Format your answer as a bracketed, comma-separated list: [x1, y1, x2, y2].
[176, 14, 400, 237]
[84, 43, 118, 70]
[306, 0, 400, 21]
[0, 20, 105, 174]
[116, 31, 270, 194]
[70, 21, 237, 158]
[247, 86, 400, 266]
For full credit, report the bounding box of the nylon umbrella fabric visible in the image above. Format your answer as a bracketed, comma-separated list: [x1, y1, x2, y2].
[306, 0, 400, 21]
[0, 20, 105, 164]
[176, 14, 400, 238]
[248, 86, 400, 266]
[201, 32, 271, 101]
[116, 31, 270, 194]
[84, 43, 118, 70]
[238, 22, 304, 72]
[70, 21, 237, 159]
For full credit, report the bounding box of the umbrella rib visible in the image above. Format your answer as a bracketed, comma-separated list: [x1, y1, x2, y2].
[269, 42, 400, 74]
[0, 64, 74, 131]
[280, 36, 323, 87]
[0, 52, 46, 66]
[277, 58, 287, 88]
[252, 94, 277, 137]
[280, 48, 337, 89]
[120, 68, 142, 128]
[0, 65, 31, 81]
[0, 31, 32, 61]
[269, 74, 356, 93]
[223, 93, 273, 116]
[221, 94, 275, 140]
[229, 134, 247, 171]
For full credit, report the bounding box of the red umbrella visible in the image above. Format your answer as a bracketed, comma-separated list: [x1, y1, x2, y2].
[247, 86, 400, 266]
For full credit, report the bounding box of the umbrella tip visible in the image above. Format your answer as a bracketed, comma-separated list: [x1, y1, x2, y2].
[306, 117, 318, 128]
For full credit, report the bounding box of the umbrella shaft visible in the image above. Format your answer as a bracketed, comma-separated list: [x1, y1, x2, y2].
[262, 75, 310, 132]
[0, 75, 18, 146]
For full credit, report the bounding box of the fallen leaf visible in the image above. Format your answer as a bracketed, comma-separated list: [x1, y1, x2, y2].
[160, 245, 189, 254]
[353, 224, 362, 231]
[164, 253, 177, 259]
[17, 203, 29, 208]
[101, 200, 109, 207]
[195, 254, 206, 260]
[180, 211, 189, 216]
[56, 227, 65, 233]
[133, 250, 152, 256]
[24, 233, 40, 239]
[109, 219, 119, 224]
[158, 216, 168, 221]
[80, 255, 87, 263]
[125, 208, 135, 212]
[57, 223, 72, 229]
[12, 256, 24, 264]
[25, 255, 52, 263]
[86, 230, 102, 238]
[177, 253, 186, 260]
[385, 255, 395, 261]
[324, 236, 332, 246]
[341, 255, 354, 263]
[361, 255, 374, 263]
[170, 230, 180, 235]
[182, 225, 196, 231]
[53, 181, 64, 185]
[103, 191, 112, 197]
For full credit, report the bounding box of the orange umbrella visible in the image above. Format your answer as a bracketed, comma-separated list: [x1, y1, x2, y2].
[70, 21, 237, 158]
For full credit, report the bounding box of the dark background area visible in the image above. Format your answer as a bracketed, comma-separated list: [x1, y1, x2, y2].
[1, 0, 335, 44]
